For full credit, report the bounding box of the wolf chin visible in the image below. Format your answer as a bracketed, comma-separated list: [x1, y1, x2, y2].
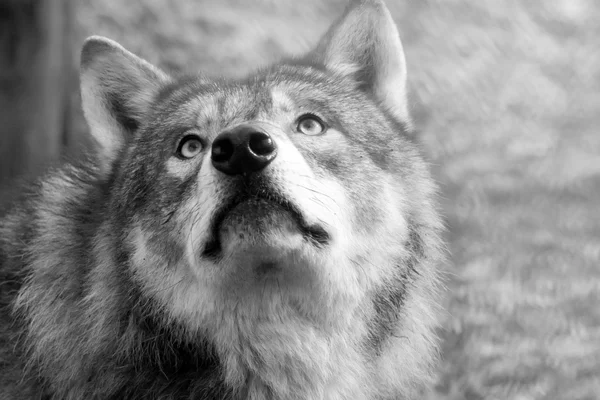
[0, 0, 444, 399]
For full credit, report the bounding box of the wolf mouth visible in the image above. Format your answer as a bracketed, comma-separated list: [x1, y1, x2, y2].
[202, 187, 330, 259]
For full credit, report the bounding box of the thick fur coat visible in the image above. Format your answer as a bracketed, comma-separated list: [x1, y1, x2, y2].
[0, 1, 445, 399]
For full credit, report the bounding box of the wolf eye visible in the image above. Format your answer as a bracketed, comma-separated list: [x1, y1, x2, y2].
[177, 135, 203, 159]
[296, 114, 326, 136]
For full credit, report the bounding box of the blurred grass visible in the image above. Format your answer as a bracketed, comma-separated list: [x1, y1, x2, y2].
[74, 1, 600, 399]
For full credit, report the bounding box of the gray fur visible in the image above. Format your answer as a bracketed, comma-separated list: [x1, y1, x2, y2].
[0, 1, 445, 398]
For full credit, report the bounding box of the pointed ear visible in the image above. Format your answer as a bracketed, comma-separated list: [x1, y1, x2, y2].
[80, 36, 171, 170]
[312, 0, 410, 125]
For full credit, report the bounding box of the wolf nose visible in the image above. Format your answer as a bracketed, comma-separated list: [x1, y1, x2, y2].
[211, 125, 277, 175]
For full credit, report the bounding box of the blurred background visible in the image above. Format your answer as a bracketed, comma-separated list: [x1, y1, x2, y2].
[1, 0, 599, 398]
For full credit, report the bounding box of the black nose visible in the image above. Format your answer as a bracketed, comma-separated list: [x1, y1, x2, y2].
[211, 125, 277, 175]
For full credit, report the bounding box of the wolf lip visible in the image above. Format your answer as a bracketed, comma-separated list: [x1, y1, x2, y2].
[202, 192, 329, 259]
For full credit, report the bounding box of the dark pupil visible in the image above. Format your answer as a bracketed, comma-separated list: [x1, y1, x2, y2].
[304, 120, 316, 130]
[186, 140, 198, 152]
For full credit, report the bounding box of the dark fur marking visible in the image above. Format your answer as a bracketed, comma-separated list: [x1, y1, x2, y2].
[106, 283, 233, 400]
[379, 106, 412, 138]
[216, 94, 227, 118]
[318, 154, 343, 176]
[367, 223, 424, 355]
[106, 91, 139, 133]
[242, 88, 272, 121]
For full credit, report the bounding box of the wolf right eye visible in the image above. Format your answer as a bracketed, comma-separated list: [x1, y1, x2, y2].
[177, 135, 203, 159]
[296, 114, 326, 136]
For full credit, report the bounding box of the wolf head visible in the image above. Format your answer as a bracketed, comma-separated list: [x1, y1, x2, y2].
[80, 0, 442, 397]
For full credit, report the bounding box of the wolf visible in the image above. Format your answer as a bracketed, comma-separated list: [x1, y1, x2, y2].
[0, 0, 444, 398]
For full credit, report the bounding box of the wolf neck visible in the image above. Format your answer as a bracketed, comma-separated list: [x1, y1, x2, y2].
[213, 298, 371, 400]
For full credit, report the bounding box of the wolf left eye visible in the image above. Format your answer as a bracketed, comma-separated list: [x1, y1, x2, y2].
[296, 114, 326, 136]
[177, 134, 203, 159]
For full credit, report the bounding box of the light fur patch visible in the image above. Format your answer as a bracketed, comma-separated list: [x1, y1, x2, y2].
[270, 88, 295, 115]
[165, 157, 194, 178]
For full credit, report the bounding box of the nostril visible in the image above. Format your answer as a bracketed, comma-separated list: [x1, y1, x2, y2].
[212, 138, 234, 162]
[211, 126, 277, 175]
[249, 132, 275, 156]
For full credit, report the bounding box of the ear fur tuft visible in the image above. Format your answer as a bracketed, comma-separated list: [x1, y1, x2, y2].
[80, 36, 171, 172]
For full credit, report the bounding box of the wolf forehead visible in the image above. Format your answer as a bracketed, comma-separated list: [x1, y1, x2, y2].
[153, 66, 353, 123]
[141, 65, 407, 148]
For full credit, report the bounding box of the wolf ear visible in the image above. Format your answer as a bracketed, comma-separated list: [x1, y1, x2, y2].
[312, 0, 410, 124]
[80, 36, 170, 170]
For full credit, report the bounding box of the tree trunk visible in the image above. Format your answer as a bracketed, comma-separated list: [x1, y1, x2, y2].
[0, 0, 73, 190]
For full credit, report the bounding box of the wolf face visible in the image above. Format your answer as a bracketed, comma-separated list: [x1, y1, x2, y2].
[1, 1, 444, 399]
[111, 65, 417, 315]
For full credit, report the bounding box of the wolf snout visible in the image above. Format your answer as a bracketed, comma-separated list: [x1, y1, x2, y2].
[211, 124, 277, 175]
